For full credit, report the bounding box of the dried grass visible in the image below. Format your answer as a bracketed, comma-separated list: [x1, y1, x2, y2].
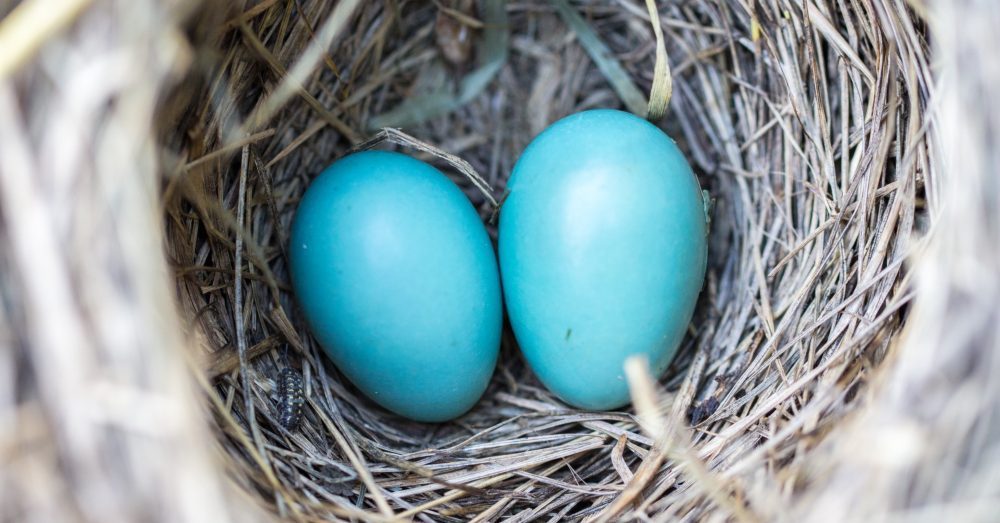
[4, 0, 996, 521]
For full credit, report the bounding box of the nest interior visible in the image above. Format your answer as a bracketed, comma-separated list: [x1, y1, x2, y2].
[154, 0, 932, 521]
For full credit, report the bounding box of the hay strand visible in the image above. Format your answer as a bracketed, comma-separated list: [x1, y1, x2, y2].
[0, 0, 93, 78]
[642, 0, 672, 120]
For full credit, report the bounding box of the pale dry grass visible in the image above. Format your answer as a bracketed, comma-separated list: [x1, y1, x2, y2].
[2, 0, 994, 522]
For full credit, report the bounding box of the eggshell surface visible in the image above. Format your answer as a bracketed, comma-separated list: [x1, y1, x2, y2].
[290, 151, 502, 422]
[499, 109, 707, 410]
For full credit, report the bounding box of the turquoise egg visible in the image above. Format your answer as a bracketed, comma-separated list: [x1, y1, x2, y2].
[498, 109, 707, 410]
[289, 150, 502, 422]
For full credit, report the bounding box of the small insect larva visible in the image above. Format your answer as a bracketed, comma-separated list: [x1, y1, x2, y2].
[276, 367, 304, 430]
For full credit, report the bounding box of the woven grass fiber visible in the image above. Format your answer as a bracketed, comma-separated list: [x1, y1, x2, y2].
[3, 0, 999, 521]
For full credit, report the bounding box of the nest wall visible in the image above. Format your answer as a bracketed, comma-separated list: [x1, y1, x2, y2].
[159, 1, 929, 520]
[7, 0, 997, 522]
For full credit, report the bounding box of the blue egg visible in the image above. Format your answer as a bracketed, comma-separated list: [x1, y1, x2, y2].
[499, 109, 708, 410]
[289, 151, 502, 422]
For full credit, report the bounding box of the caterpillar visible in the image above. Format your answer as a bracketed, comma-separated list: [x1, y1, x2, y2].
[276, 367, 304, 430]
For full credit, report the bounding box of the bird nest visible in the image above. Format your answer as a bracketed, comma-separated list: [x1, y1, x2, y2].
[2, 0, 954, 521]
